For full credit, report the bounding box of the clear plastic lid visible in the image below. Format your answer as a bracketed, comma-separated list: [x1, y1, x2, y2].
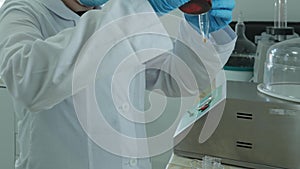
[257, 38, 300, 102]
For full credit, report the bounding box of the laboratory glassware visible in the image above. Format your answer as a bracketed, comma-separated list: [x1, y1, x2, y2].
[224, 12, 256, 82]
[254, 0, 297, 83]
[257, 38, 300, 102]
[179, 0, 212, 42]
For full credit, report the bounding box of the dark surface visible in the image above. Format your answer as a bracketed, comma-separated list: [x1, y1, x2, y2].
[225, 55, 255, 68]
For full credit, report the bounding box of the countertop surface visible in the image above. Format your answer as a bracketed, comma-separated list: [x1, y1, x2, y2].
[167, 154, 244, 169]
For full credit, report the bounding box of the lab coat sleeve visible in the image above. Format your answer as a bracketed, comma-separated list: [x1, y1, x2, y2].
[146, 19, 237, 97]
[0, 9, 104, 112]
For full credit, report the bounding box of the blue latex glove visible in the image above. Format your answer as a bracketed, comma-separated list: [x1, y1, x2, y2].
[184, 0, 235, 33]
[148, 0, 189, 15]
[77, 0, 109, 7]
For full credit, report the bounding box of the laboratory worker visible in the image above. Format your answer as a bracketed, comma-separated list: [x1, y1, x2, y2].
[0, 0, 236, 169]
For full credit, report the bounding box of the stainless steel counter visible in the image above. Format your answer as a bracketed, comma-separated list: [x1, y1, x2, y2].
[174, 81, 300, 169]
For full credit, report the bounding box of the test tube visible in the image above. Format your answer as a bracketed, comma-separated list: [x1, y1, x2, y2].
[179, 0, 212, 43]
[199, 13, 210, 43]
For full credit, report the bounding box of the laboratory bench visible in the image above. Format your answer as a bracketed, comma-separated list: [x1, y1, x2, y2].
[172, 81, 300, 169]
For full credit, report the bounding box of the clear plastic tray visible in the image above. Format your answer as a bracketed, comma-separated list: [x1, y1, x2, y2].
[257, 83, 300, 103]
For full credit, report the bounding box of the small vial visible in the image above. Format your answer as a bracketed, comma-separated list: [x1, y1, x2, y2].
[199, 13, 210, 43]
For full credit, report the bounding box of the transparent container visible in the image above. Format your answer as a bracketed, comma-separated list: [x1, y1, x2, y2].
[202, 156, 224, 169]
[224, 12, 256, 82]
[233, 12, 257, 55]
[189, 156, 224, 169]
[257, 38, 300, 102]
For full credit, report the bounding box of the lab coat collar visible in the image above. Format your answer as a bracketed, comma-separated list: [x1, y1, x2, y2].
[38, 0, 81, 21]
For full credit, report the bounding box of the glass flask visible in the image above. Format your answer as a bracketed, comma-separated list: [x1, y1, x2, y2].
[257, 38, 300, 102]
[232, 12, 257, 56]
[224, 12, 256, 82]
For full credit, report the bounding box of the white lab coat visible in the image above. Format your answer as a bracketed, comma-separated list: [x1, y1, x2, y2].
[0, 0, 236, 168]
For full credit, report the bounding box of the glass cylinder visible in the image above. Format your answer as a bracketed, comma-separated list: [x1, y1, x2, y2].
[274, 0, 288, 28]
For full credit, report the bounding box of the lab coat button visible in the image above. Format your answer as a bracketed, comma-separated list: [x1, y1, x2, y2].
[122, 103, 129, 112]
[129, 159, 137, 167]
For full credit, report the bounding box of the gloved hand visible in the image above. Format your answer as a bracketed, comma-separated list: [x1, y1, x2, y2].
[77, 0, 109, 7]
[184, 0, 235, 33]
[148, 0, 189, 15]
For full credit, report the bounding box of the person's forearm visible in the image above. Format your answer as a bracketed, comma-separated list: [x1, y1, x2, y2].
[146, 20, 236, 97]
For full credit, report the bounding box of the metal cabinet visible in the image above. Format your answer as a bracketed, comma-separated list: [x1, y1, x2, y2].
[174, 81, 300, 169]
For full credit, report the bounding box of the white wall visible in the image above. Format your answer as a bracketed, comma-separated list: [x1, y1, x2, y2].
[103, 0, 300, 22]
[233, 0, 300, 22]
[0, 88, 15, 169]
[168, 0, 300, 22]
